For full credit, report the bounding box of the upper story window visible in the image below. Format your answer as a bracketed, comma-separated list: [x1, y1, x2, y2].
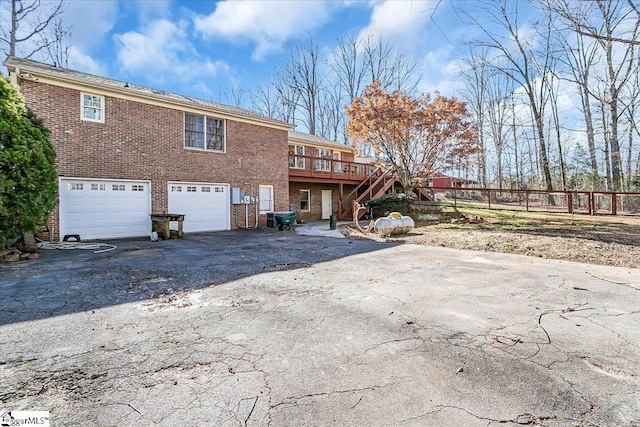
[81, 93, 105, 123]
[289, 145, 305, 169]
[315, 148, 331, 171]
[184, 113, 225, 152]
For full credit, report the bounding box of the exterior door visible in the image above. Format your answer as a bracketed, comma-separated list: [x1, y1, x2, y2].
[321, 190, 332, 219]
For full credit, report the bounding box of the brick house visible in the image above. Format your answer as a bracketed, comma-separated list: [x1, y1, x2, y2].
[4, 57, 393, 241]
[4, 56, 293, 241]
[287, 131, 377, 222]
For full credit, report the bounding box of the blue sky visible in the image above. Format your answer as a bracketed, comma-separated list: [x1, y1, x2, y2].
[40, 0, 470, 106]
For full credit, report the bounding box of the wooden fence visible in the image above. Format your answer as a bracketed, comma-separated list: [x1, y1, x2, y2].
[423, 187, 640, 216]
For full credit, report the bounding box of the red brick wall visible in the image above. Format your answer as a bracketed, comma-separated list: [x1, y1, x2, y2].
[288, 182, 355, 222]
[18, 81, 289, 237]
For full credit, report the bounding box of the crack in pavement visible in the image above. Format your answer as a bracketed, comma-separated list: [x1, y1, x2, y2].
[268, 385, 383, 411]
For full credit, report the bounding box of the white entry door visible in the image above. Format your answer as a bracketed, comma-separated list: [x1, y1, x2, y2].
[168, 182, 230, 233]
[59, 178, 151, 241]
[321, 190, 332, 219]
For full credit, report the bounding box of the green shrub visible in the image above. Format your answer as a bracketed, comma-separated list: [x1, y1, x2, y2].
[0, 76, 57, 247]
[366, 193, 413, 217]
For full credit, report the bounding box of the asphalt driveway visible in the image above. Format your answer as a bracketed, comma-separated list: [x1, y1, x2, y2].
[1, 229, 639, 426]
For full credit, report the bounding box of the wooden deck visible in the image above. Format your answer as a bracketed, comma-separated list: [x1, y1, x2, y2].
[288, 154, 377, 184]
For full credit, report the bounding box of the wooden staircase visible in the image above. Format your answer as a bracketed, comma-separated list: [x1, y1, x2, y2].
[337, 172, 396, 220]
[338, 173, 434, 220]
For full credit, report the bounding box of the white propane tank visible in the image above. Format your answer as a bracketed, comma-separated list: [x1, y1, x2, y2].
[374, 214, 414, 236]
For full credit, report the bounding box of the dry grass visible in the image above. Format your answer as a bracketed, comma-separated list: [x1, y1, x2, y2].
[345, 209, 640, 269]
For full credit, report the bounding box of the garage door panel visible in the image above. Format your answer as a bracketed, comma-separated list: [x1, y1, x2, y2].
[60, 178, 151, 241]
[168, 182, 229, 233]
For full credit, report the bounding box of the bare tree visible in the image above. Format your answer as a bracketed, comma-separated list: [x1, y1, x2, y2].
[549, 0, 640, 189]
[43, 18, 71, 67]
[361, 35, 422, 94]
[549, 0, 640, 46]
[598, 0, 639, 189]
[459, 47, 490, 186]
[280, 36, 323, 135]
[251, 83, 279, 118]
[486, 70, 512, 190]
[1, 0, 66, 60]
[552, 23, 600, 175]
[332, 33, 368, 106]
[465, 0, 555, 191]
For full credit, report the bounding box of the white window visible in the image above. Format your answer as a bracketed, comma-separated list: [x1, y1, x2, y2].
[315, 148, 330, 171]
[112, 184, 125, 191]
[201, 186, 211, 192]
[68, 183, 83, 191]
[259, 185, 274, 213]
[289, 145, 305, 169]
[171, 186, 182, 192]
[187, 186, 197, 192]
[333, 152, 342, 172]
[214, 186, 225, 192]
[91, 183, 105, 191]
[300, 190, 310, 212]
[81, 93, 104, 123]
[184, 113, 225, 151]
[132, 185, 144, 192]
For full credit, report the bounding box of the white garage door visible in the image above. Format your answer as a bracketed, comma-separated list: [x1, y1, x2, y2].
[167, 182, 230, 233]
[59, 178, 151, 241]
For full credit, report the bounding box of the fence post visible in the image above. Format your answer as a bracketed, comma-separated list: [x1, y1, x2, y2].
[453, 187, 457, 208]
[525, 190, 529, 212]
[589, 192, 595, 215]
[487, 189, 491, 209]
[567, 192, 573, 214]
[611, 193, 617, 215]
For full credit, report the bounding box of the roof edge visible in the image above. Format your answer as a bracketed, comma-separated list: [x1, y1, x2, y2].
[4, 56, 294, 131]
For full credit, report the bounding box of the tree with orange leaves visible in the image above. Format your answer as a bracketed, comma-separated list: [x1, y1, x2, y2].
[345, 81, 479, 195]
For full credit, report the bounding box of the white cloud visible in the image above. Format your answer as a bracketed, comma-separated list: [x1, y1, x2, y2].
[416, 47, 465, 96]
[114, 19, 228, 84]
[131, 0, 173, 23]
[193, 0, 340, 60]
[68, 46, 106, 76]
[358, 0, 436, 44]
[64, 0, 119, 51]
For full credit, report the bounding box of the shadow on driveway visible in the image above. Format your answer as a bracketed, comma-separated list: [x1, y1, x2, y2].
[0, 229, 399, 326]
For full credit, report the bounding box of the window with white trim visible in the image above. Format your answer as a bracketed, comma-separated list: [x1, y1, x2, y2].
[333, 152, 342, 172]
[259, 185, 274, 213]
[184, 113, 225, 151]
[289, 145, 305, 169]
[315, 148, 330, 171]
[91, 183, 105, 191]
[112, 184, 125, 191]
[68, 183, 83, 191]
[81, 93, 104, 122]
[300, 189, 310, 212]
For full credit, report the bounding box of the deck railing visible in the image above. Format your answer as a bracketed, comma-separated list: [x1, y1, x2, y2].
[288, 154, 377, 181]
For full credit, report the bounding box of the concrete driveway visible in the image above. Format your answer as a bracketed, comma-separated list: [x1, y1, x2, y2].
[1, 230, 639, 426]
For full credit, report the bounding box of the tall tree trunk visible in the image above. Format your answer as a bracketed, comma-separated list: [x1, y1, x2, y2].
[583, 94, 598, 173]
[602, 104, 612, 190]
[10, 0, 18, 56]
